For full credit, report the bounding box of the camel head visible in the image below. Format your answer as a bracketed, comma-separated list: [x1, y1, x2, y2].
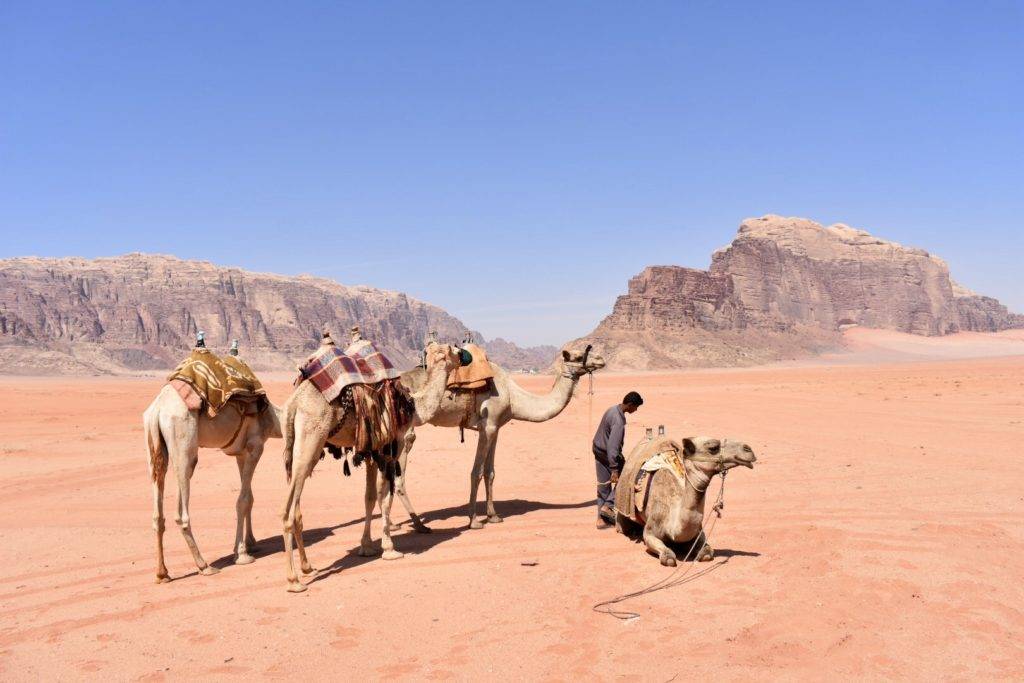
[560, 345, 606, 378]
[682, 436, 756, 474]
[424, 342, 463, 374]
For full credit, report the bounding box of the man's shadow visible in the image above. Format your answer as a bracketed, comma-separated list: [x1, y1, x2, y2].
[212, 497, 592, 573]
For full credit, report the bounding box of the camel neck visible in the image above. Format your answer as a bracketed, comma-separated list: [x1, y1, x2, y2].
[507, 368, 579, 423]
[682, 458, 713, 494]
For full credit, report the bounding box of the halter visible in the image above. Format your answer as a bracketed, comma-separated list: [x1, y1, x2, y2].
[681, 450, 727, 493]
[563, 344, 595, 379]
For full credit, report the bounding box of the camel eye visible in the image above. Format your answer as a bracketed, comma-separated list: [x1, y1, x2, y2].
[707, 443, 720, 454]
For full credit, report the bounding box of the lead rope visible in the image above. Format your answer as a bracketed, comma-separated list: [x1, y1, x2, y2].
[592, 471, 729, 620]
[587, 370, 594, 442]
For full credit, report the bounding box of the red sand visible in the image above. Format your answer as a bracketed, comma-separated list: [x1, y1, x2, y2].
[1, 354, 1023, 679]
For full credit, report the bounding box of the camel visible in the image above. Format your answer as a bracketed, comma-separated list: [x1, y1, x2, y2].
[143, 382, 282, 583]
[393, 346, 606, 530]
[279, 340, 461, 593]
[614, 436, 756, 566]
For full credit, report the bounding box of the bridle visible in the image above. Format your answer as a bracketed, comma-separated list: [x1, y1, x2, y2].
[563, 344, 595, 379]
[681, 450, 728, 494]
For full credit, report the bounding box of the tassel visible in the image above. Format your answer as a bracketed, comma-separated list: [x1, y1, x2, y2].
[343, 459, 351, 477]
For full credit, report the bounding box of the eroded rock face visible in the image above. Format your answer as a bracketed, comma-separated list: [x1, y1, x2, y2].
[578, 215, 1022, 369]
[0, 254, 552, 374]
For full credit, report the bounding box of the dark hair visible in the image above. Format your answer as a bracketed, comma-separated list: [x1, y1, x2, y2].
[623, 391, 643, 406]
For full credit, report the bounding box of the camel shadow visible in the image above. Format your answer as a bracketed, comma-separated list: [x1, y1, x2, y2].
[211, 497, 592, 572]
[712, 548, 760, 558]
[306, 498, 592, 585]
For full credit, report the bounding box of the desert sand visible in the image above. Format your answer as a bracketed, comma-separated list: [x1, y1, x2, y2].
[1, 339, 1023, 679]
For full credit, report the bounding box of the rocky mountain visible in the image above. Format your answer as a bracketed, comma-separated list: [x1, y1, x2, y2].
[576, 215, 1024, 369]
[0, 254, 556, 375]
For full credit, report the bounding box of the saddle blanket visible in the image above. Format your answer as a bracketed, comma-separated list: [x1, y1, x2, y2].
[167, 349, 266, 416]
[298, 339, 402, 403]
[614, 436, 687, 524]
[446, 343, 494, 390]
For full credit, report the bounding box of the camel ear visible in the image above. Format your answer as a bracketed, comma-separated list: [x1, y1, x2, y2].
[681, 438, 696, 456]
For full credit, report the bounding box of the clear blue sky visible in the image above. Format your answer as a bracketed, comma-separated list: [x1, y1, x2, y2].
[2, 2, 1021, 346]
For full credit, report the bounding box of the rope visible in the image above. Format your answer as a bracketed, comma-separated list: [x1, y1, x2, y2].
[592, 471, 729, 620]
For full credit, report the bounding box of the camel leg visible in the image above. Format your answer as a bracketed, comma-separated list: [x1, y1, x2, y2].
[293, 491, 316, 575]
[483, 430, 502, 524]
[243, 443, 262, 552]
[281, 423, 323, 592]
[281, 470, 310, 592]
[643, 525, 677, 567]
[467, 426, 495, 529]
[233, 447, 260, 565]
[174, 450, 218, 576]
[377, 469, 404, 560]
[359, 464, 381, 556]
[152, 466, 169, 583]
[393, 430, 430, 533]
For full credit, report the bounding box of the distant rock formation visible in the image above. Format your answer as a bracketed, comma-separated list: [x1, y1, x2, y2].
[576, 215, 1024, 369]
[0, 254, 554, 375]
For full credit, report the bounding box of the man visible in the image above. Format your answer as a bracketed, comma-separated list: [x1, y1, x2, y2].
[592, 391, 643, 529]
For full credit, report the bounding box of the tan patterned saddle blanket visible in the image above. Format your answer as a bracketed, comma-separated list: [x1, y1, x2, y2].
[446, 343, 494, 391]
[167, 349, 266, 416]
[614, 437, 688, 524]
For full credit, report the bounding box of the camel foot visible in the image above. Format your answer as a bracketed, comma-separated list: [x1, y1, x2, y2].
[659, 552, 678, 567]
[358, 544, 381, 557]
[382, 549, 404, 561]
[155, 574, 171, 584]
[412, 522, 432, 534]
[469, 517, 485, 530]
[697, 545, 715, 562]
[200, 565, 220, 576]
[234, 553, 256, 565]
[300, 564, 317, 575]
[486, 514, 503, 524]
[287, 581, 307, 593]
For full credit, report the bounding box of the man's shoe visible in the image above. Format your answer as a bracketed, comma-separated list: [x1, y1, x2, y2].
[596, 517, 614, 529]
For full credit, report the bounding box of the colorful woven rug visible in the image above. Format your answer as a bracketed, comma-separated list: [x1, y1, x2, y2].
[298, 338, 402, 403]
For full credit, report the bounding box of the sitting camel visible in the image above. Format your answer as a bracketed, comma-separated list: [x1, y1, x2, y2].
[279, 339, 460, 592]
[614, 436, 756, 565]
[143, 372, 282, 583]
[393, 346, 606, 530]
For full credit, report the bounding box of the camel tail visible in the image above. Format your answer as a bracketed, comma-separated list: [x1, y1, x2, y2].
[282, 396, 297, 483]
[144, 405, 168, 483]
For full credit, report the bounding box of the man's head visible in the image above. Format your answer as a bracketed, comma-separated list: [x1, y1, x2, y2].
[622, 391, 643, 414]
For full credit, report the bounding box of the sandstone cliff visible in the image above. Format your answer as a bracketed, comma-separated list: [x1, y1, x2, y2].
[0, 254, 554, 375]
[577, 215, 1023, 369]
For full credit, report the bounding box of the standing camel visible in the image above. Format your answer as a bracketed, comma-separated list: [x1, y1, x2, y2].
[394, 346, 605, 530]
[144, 384, 282, 583]
[279, 341, 460, 593]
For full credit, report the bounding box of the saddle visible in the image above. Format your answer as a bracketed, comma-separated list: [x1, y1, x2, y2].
[614, 437, 689, 525]
[167, 349, 266, 417]
[446, 343, 494, 391]
[299, 333, 413, 478]
[296, 336, 402, 402]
